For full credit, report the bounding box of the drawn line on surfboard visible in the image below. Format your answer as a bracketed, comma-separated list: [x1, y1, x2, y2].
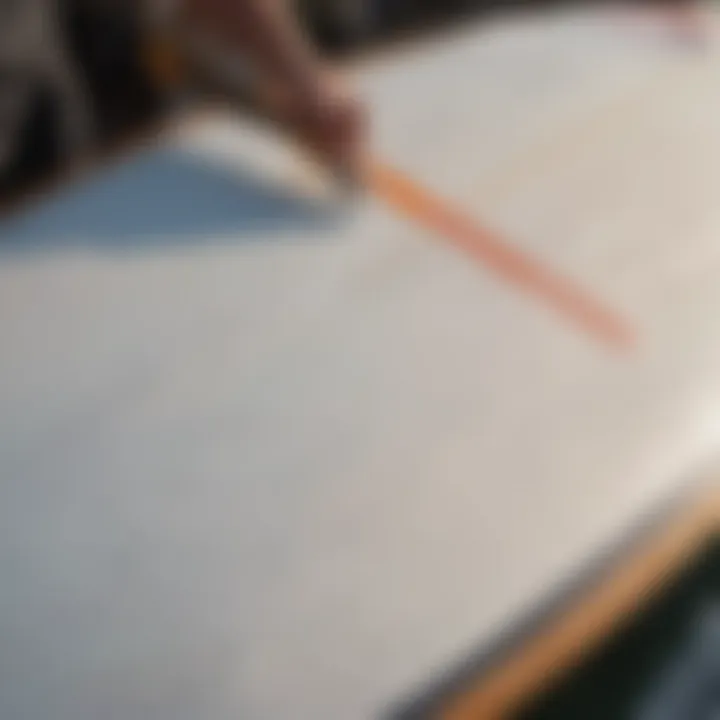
[365, 160, 636, 350]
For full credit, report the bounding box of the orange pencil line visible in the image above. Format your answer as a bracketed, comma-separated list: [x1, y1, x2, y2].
[365, 161, 636, 350]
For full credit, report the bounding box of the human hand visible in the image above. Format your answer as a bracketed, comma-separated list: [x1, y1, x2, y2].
[284, 72, 367, 183]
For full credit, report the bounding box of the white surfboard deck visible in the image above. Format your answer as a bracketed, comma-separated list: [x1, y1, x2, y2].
[2, 6, 720, 719]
